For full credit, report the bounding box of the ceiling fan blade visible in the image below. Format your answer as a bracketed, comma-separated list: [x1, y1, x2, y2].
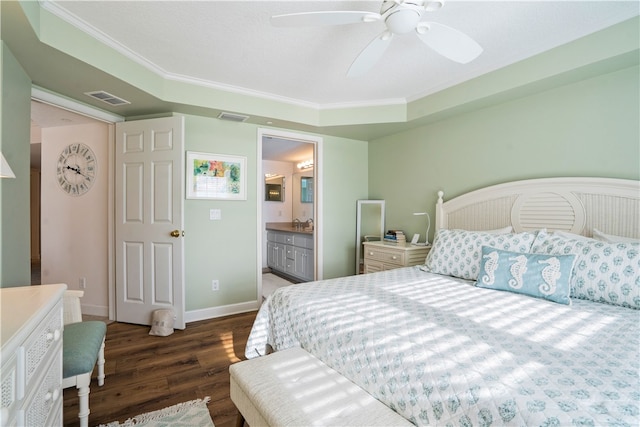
[416, 22, 482, 64]
[271, 11, 380, 27]
[347, 32, 393, 78]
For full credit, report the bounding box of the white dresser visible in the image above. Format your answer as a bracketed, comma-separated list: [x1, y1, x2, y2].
[1, 284, 67, 426]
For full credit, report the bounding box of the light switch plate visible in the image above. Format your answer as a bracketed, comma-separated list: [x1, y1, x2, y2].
[210, 209, 221, 220]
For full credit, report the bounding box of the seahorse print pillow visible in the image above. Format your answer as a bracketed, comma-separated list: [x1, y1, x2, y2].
[476, 246, 576, 305]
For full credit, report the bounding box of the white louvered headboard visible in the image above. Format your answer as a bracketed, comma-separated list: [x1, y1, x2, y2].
[435, 177, 640, 238]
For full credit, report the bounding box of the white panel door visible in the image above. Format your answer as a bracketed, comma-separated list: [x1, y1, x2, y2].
[115, 116, 185, 329]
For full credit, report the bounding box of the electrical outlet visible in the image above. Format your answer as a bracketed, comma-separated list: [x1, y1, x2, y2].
[211, 279, 219, 291]
[79, 277, 86, 289]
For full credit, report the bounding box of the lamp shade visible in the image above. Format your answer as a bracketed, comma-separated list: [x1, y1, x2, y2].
[0, 152, 16, 178]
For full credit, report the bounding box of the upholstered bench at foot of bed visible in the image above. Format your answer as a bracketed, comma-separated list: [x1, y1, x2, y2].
[63, 320, 107, 427]
[229, 347, 412, 427]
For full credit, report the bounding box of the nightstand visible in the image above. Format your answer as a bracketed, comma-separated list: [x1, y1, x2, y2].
[363, 241, 431, 273]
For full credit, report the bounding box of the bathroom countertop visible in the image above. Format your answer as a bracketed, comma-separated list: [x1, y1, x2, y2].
[266, 222, 313, 235]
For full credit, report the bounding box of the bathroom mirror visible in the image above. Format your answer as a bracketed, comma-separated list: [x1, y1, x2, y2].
[300, 177, 313, 203]
[265, 174, 285, 202]
[355, 200, 385, 274]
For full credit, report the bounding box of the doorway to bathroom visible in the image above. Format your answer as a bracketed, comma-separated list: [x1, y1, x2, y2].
[257, 128, 322, 301]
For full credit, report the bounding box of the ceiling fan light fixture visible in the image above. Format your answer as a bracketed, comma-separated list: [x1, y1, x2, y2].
[362, 14, 381, 23]
[424, 1, 444, 12]
[416, 23, 430, 35]
[386, 9, 422, 34]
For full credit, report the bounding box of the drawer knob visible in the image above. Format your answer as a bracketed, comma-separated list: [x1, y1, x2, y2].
[46, 329, 61, 342]
[44, 388, 60, 402]
[391, 256, 398, 260]
[368, 252, 374, 256]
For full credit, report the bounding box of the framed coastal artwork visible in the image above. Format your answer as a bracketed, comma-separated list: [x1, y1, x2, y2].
[186, 151, 247, 200]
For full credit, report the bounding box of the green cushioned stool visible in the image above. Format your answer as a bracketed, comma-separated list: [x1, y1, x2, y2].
[62, 320, 107, 427]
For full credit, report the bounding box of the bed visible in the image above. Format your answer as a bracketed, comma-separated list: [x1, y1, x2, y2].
[245, 177, 639, 426]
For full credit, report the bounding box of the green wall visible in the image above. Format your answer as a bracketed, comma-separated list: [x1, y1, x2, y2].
[0, 42, 32, 287]
[183, 115, 368, 311]
[183, 115, 259, 310]
[369, 64, 640, 242]
[321, 135, 369, 278]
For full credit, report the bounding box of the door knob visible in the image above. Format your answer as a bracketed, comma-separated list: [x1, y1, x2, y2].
[170, 230, 180, 238]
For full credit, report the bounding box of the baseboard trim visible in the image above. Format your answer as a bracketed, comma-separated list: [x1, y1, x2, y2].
[82, 301, 259, 324]
[81, 303, 109, 317]
[185, 300, 260, 324]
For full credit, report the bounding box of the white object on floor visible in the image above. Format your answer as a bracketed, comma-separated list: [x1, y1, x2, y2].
[149, 309, 175, 336]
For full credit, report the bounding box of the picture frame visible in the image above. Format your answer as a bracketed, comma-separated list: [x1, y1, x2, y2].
[186, 151, 247, 200]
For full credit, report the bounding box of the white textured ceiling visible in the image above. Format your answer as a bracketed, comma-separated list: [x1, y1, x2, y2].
[43, 0, 639, 108]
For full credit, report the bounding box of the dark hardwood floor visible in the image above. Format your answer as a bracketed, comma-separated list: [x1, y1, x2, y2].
[63, 311, 257, 427]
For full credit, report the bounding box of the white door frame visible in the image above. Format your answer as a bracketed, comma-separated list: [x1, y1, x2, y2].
[31, 87, 124, 321]
[257, 128, 323, 301]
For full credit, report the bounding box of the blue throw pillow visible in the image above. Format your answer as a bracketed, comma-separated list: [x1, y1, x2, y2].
[476, 246, 576, 305]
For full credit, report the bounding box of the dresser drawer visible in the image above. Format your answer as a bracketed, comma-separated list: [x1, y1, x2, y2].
[0, 354, 18, 426]
[22, 349, 62, 427]
[0, 284, 66, 427]
[45, 399, 63, 427]
[23, 301, 63, 391]
[364, 246, 405, 266]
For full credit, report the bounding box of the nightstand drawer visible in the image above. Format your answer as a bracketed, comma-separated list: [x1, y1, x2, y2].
[364, 247, 405, 266]
[362, 241, 431, 273]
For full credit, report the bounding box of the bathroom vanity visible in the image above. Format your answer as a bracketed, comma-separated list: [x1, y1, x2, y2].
[266, 223, 314, 282]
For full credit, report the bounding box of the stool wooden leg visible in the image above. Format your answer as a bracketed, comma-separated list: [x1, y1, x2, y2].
[77, 385, 90, 427]
[97, 340, 105, 386]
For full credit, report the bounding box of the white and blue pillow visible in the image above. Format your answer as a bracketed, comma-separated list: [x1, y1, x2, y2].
[476, 246, 575, 305]
[592, 228, 640, 244]
[531, 231, 640, 309]
[425, 229, 537, 281]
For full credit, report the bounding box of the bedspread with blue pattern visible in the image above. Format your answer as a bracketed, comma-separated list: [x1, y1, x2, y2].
[246, 267, 639, 426]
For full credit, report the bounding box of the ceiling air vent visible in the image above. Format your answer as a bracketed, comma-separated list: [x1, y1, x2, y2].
[85, 90, 130, 106]
[218, 112, 249, 122]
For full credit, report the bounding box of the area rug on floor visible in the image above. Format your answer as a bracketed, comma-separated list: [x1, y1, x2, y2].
[98, 397, 214, 427]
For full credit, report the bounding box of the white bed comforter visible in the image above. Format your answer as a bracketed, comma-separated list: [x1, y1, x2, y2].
[246, 267, 640, 426]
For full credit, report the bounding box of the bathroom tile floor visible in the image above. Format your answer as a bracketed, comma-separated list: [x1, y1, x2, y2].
[262, 273, 295, 299]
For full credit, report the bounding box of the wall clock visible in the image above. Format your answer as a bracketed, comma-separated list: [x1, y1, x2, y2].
[56, 143, 97, 196]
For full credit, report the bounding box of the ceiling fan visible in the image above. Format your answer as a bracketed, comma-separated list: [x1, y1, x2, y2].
[271, 0, 483, 77]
